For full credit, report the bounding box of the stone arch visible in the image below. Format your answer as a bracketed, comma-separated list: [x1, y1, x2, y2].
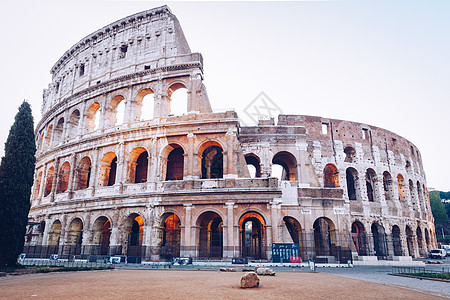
[98, 152, 117, 186]
[159, 212, 181, 259]
[416, 226, 424, 257]
[346, 167, 359, 200]
[106, 95, 126, 126]
[323, 164, 339, 188]
[382, 171, 393, 201]
[282, 216, 304, 259]
[196, 211, 223, 258]
[405, 225, 415, 257]
[68, 109, 80, 137]
[54, 117, 64, 143]
[245, 153, 261, 178]
[239, 211, 266, 259]
[371, 222, 387, 258]
[127, 147, 149, 183]
[76, 156, 91, 190]
[351, 221, 367, 255]
[56, 161, 71, 193]
[397, 174, 406, 201]
[424, 228, 430, 252]
[86, 102, 101, 131]
[164, 144, 185, 181]
[365, 168, 377, 202]
[409, 179, 416, 207]
[44, 166, 55, 197]
[48, 220, 62, 246]
[92, 216, 111, 255]
[33, 171, 43, 198]
[313, 217, 336, 257]
[344, 146, 356, 163]
[123, 213, 144, 256]
[392, 225, 402, 256]
[135, 88, 155, 121]
[272, 151, 297, 181]
[167, 81, 188, 116]
[67, 218, 84, 255]
[45, 125, 53, 148]
[200, 142, 223, 179]
[38, 131, 44, 151]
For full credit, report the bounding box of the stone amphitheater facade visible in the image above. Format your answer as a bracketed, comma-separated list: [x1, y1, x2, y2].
[26, 6, 437, 263]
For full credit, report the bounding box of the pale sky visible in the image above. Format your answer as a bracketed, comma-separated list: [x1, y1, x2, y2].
[0, 0, 449, 191]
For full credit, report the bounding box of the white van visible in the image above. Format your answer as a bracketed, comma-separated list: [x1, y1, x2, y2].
[430, 249, 446, 259]
[441, 245, 450, 257]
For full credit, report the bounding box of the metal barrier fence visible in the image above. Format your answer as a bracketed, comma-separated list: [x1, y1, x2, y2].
[18, 258, 113, 269]
[392, 267, 450, 280]
[22, 232, 421, 263]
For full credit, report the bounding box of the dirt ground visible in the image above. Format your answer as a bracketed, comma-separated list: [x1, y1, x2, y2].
[0, 269, 446, 300]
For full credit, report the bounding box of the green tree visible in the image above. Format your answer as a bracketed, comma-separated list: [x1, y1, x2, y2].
[0, 101, 36, 267]
[429, 191, 448, 225]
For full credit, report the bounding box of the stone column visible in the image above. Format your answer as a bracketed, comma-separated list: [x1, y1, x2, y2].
[77, 101, 87, 135]
[67, 154, 77, 196]
[181, 204, 194, 257]
[116, 141, 126, 186]
[42, 217, 51, 245]
[270, 201, 281, 244]
[38, 164, 47, 205]
[124, 87, 134, 124]
[225, 128, 236, 176]
[224, 202, 235, 258]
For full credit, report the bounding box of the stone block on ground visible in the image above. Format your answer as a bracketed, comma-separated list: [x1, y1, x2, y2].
[256, 267, 276, 276]
[240, 272, 260, 288]
[219, 267, 236, 272]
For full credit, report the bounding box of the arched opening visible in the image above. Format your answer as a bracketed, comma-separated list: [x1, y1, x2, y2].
[371, 223, 387, 258]
[54, 118, 64, 143]
[245, 154, 261, 178]
[283, 216, 303, 259]
[409, 179, 416, 208]
[397, 174, 406, 201]
[365, 168, 377, 202]
[44, 166, 55, 197]
[56, 161, 71, 193]
[168, 83, 188, 116]
[346, 167, 359, 200]
[160, 213, 181, 259]
[68, 109, 80, 137]
[239, 212, 266, 259]
[135, 89, 154, 121]
[416, 226, 424, 257]
[323, 164, 339, 188]
[48, 220, 62, 246]
[406, 225, 415, 257]
[424, 228, 430, 252]
[127, 214, 144, 257]
[417, 182, 424, 211]
[272, 151, 297, 181]
[197, 212, 223, 258]
[45, 125, 53, 148]
[86, 102, 101, 131]
[313, 217, 336, 257]
[107, 95, 125, 126]
[201, 145, 223, 179]
[344, 146, 356, 163]
[127, 148, 148, 183]
[98, 152, 117, 186]
[351, 221, 367, 255]
[38, 132, 44, 150]
[34, 171, 43, 198]
[67, 218, 83, 255]
[92, 216, 111, 256]
[383, 171, 393, 201]
[76, 157, 91, 190]
[166, 145, 184, 180]
[392, 225, 402, 256]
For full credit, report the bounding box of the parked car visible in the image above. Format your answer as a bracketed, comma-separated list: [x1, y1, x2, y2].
[430, 249, 446, 259]
[441, 245, 450, 257]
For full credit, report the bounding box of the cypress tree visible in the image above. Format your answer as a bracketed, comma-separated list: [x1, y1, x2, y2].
[0, 101, 36, 267]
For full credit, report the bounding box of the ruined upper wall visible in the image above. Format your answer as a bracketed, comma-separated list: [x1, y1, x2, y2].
[42, 5, 198, 115]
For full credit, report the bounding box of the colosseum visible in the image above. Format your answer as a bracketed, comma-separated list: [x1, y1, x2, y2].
[25, 6, 437, 264]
